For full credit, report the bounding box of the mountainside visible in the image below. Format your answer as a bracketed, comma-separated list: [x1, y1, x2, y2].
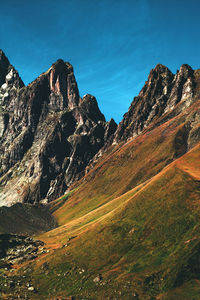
[0, 51, 117, 206]
[0, 51, 200, 299]
[115, 64, 200, 143]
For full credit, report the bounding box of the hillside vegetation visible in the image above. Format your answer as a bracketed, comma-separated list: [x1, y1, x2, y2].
[1, 101, 199, 299]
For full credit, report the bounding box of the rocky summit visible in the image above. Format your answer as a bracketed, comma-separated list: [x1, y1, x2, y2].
[114, 64, 200, 145]
[0, 51, 117, 206]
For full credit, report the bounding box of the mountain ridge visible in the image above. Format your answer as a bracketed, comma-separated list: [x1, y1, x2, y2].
[114, 63, 199, 143]
[0, 50, 200, 206]
[0, 50, 117, 206]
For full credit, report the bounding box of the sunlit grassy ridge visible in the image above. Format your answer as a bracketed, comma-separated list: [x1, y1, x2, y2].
[18, 143, 199, 300]
[8, 100, 200, 299]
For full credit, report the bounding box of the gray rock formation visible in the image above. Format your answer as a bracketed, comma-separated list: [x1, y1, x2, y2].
[114, 64, 200, 142]
[0, 51, 117, 206]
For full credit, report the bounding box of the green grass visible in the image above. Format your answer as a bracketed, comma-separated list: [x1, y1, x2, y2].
[13, 143, 198, 299]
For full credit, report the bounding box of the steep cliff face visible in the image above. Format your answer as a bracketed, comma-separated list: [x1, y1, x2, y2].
[114, 63, 200, 143]
[0, 51, 117, 206]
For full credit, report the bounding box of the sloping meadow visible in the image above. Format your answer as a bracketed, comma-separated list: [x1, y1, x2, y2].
[17, 102, 200, 299]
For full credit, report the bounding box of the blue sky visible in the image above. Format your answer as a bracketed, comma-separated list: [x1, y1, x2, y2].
[1, 0, 200, 123]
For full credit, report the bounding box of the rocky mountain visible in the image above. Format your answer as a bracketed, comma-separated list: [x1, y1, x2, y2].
[0, 51, 117, 206]
[0, 50, 200, 209]
[114, 64, 200, 148]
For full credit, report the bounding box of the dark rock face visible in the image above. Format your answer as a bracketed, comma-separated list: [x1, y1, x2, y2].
[0, 51, 117, 205]
[0, 50, 24, 137]
[114, 63, 199, 142]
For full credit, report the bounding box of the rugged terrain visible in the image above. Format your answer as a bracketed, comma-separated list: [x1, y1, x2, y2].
[0, 50, 117, 206]
[0, 51, 200, 299]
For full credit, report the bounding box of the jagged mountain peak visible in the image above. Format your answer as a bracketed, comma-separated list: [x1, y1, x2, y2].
[0, 49, 9, 63]
[179, 63, 193, 72]
[48, 58, 80, 110]
[152, 63, 172, 74]
[48, 59, 73, 78]
[80, 94, 105, 123]
[178, 63, 194, 79]
[114, 63, 198, 142]
[26, 57, 80, 112]
[82, 94, 95, 101]
[0, 51, 117, 206]
[50, 58, 72, 69]
[0, 50, 24, 89]
[146, 64, 173, 84]
[152, 63, 193, 76]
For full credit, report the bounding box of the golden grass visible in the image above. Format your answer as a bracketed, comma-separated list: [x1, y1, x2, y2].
[9, 99, 200, 299]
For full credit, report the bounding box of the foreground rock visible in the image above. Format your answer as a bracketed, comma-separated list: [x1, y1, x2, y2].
[0, 234, 44, 266]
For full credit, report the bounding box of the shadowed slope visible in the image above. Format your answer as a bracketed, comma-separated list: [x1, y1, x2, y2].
[0, 203, 57, 235]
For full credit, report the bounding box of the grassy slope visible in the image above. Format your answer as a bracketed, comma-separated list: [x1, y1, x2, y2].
[5, 100, 200, 299]
[13, 143, 199, 300]
[53, 100, 200, 227]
